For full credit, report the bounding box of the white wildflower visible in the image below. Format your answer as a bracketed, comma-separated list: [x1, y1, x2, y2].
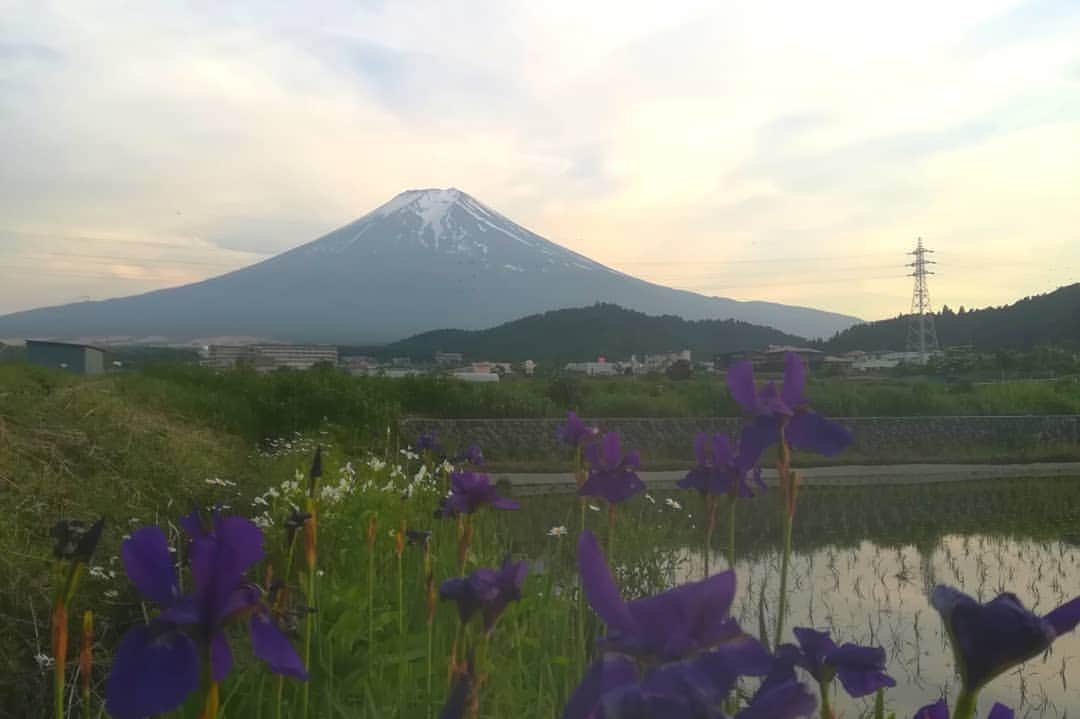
[644, 493, 656, 504]
[547, 526, 568, 537]
[34, 653, 55, 669]
[252, 496, 269, 507]
[665, 498, 682, 511]
[253, 514, 273, 529]
[588, 504, 601, 512]
[104, 590, 120, 599]
[88, 566, 109, 580]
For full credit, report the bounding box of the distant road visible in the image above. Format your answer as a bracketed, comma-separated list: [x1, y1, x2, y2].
[497, 463, 1080, 495]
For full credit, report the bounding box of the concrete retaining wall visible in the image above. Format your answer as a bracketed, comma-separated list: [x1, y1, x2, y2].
[399, 415, 1080, 462]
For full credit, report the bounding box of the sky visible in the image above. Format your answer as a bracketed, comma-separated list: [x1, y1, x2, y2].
[1, 0, 1078, 321]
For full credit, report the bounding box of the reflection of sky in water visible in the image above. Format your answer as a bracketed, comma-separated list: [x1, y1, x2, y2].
[671, 535, 1080, 718]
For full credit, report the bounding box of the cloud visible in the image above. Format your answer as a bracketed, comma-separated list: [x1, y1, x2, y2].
[0, 0, 1077, 321]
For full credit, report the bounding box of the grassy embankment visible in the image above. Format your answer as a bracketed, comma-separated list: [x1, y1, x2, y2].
[2, 361, 1080, 717]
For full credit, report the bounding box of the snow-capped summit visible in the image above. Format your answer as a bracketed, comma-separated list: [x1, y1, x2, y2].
[298, 187, 608, 274]
[0, 189, 860, 343]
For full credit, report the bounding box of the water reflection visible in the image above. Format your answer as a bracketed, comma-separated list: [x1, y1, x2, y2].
[509, 478, 1080, 718]
[672, 535, 1080, 718]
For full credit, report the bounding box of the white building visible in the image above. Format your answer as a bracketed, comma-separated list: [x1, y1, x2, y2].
[452, 371, 500, 383]
[628, 349, 692, 374]
[565, 361, 620, 376]
[204, 344, 339, 372]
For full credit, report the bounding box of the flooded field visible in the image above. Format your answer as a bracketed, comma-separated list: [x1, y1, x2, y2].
[509, 476, 1080, 718]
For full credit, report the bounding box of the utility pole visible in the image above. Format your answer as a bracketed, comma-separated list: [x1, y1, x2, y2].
[905, 238, 939, 364]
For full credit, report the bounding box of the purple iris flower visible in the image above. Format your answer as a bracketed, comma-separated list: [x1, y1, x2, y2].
[578, 528, 739, 659]
[911, 699, 1013, 719]
[417, 431, 444, 456]
[559, 411, 599, 448]
[454, 443, 484, 466]
[563, 649, 815, 719]
[579, 433, 645, 505]
[436, 470, 520, 518]
[772, 627, 895, 698]
[932, 585, 1080, 692]
[105, 515, 306, 719]
[439, 555, 528, 633]
[912, 699, 949, 719]
[727, 353, 852, 457]
[678, 426, 769, 498]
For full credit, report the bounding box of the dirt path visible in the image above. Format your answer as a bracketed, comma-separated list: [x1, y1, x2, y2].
[498, 462, 1080, 495]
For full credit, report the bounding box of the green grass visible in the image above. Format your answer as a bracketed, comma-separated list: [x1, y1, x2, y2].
[3, 362, 1080, 717]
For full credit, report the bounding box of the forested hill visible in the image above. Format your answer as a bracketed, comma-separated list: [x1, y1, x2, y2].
[382, 303, 806, 362]
[824, 283, 1080, 352]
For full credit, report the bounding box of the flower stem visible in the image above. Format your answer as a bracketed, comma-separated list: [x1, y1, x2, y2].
[52, 596, 67, 719]
[703, 494, 716, 578]
[606, 503, 616, 558]
[426, 619, 434, 713]
[774, 511, 793, 648]
[201, 680, 220, 719]
[301, 497, 317, 719]
[953, 690, 978, 719]
[819, 680, 832, 719]
[578, 442, 587, 673]
[873, 687, 885, 719]
[727, 493, 737, 570]
[79, 610, 93, 719]
[367, 518, 376, 663]
[397, 550, 405, 636]
[276, 533, 298, 719]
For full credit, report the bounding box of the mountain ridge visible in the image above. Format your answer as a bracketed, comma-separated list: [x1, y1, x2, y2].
[0, 188, 861, 343]
[380, 303, 808, 362]
[823, 283, 1080, 352]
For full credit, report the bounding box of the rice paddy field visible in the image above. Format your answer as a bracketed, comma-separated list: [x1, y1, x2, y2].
[3, 362, 1080, 719]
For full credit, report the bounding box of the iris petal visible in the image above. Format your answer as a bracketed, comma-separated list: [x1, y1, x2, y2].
[932, 586, 1055, 689]
[120, 527, 179, 607]
[562, 654, 637, 719]
[250, 613, 309, 679]
[781, 352, 808, 409]
[578, 530, 637, 638]
[912, 698, 949, 719]
[726, 360, 759, 414]
[105, 624, 200, 719]
[601, 432, 621, 470]
[737, 678, 817, 719]
[1045, 596, 1080, 637]
[786, 411, 852, 457]
[987, 703, 1015, 719]
[209, 629, 233, 682]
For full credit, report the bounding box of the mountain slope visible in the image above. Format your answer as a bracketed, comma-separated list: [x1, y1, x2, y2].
[824, 283, 1080, 352]
[0, 188, 860, 343]
[383, 303, 807, 362]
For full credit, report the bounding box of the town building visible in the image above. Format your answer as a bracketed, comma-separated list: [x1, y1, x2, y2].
[434, 351, 464, 364]
[451, 370, 500, 383]
[203, 344, 338, 372]
[26, 340, 106, 375]
[565, 359, 621, 376]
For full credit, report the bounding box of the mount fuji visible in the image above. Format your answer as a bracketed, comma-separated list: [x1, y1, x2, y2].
[0, 188, 860, 343]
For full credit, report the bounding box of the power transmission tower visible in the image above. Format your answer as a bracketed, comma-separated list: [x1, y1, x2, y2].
[905, 237, 939, 364]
